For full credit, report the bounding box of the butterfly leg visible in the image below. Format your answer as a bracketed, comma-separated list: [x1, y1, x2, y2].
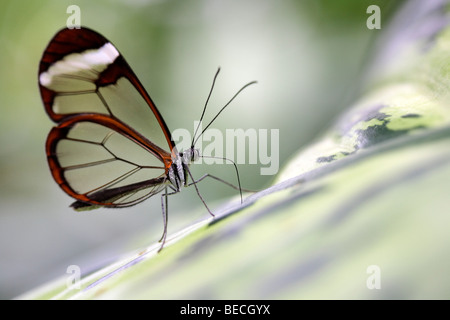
[158, 185, 178, 253]
[185, 167, 215, 218]
[187, 173, 257, 205]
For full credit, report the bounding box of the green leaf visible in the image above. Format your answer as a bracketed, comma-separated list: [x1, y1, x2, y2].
[20, 2, 450, 299]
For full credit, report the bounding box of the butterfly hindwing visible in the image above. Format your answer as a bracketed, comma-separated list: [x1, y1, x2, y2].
[39, 27, 176, 208]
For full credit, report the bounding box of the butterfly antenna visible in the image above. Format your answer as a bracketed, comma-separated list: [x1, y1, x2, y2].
[191, 67, 221, 147]
[193, 79, 257, 147]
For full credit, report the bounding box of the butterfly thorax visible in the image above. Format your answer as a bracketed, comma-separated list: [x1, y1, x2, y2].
[168, 147, 199, 191]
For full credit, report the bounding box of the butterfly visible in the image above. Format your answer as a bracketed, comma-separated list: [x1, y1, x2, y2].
[38, 27, 256, 251]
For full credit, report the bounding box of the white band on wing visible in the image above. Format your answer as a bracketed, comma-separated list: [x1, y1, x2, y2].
[39, 42, 120, 89]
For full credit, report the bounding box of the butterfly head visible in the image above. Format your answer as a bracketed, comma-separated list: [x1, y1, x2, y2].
[181, 147, 200, 165]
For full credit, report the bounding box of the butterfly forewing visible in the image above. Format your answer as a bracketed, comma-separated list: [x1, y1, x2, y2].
[39, 27, 173, 151]
[39, 27, 176, 208]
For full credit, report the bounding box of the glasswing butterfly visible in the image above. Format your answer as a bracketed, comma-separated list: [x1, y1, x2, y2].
[38, 27, 256, 251]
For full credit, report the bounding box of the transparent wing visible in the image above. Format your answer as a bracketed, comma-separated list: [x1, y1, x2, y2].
[38, 27, 175, 159]
[38, 28, 176, 208]
[46, 114, 170, 207]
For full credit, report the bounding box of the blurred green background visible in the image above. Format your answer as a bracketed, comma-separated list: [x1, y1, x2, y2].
[0, 0, 402, 299]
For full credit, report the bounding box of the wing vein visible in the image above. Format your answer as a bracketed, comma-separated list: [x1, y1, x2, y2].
[63, 157, 116, 170]
[85, 165, 142, 196]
